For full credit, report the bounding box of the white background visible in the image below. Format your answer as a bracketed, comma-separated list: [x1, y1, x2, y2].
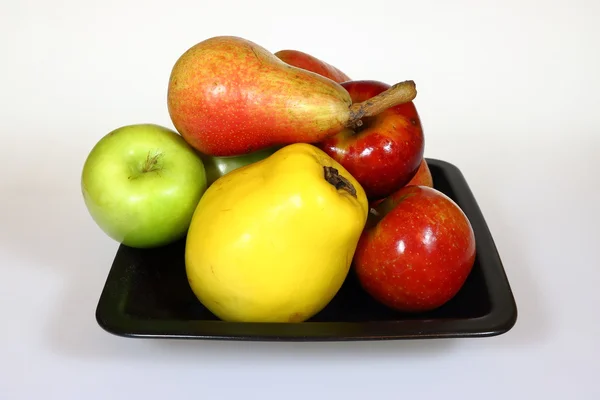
[1, 0, 599, 398]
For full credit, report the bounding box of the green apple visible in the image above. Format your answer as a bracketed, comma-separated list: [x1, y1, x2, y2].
[199, 146, 278, 187]
[81, 123, 208, 248]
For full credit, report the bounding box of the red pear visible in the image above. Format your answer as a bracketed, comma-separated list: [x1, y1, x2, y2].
[167, 36, 417, 157]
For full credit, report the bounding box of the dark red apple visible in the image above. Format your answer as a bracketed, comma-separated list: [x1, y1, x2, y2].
[318, 80, 425, 201]
[353, 185, 476, 313]
[274, 49, 351, 83]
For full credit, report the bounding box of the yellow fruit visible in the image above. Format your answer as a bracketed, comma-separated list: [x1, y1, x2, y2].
[185, 143, 369, 323]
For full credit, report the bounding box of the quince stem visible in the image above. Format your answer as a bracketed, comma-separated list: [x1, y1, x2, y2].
[324, 166, 357, 198]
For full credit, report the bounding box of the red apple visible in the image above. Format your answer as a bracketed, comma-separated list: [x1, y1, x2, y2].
[275, 49, 351, 83]
[353, 185, 476, 313]
[318, 80, 425, 201]
[405, 158, 433, 187]
[368, 159, 433, 209]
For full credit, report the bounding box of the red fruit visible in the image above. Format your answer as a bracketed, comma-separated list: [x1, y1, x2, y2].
[275, 49, 351, 83]
[354, 185, 476, 313]
[167, 37, 417, 157]
[368, 158, 433, 209]
[318, 80, 425, 201]
[405, 158, 433, 187]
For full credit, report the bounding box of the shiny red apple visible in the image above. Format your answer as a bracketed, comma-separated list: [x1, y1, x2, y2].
[318, 80, 425, 201]
[353, 185, 476, 313]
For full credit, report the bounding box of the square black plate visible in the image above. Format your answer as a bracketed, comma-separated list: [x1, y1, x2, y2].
[95, 158, 517, 341]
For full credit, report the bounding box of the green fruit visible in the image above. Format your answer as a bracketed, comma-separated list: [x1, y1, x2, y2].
[200, 147, 278, 186]
[81, 123, 208, 248]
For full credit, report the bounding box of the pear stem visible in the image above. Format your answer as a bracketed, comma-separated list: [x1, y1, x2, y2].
[346, 80, 417, 127]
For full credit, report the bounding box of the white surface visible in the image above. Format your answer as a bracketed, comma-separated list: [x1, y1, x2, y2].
[1, 0, 599, 398]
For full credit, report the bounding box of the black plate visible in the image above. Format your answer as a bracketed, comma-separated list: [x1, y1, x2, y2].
[95, 158, 517, 341]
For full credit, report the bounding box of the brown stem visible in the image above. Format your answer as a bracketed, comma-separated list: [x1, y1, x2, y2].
[324, 166, 357, 198]
[142, 151, 162, 173]
[346, 80, 417, 127]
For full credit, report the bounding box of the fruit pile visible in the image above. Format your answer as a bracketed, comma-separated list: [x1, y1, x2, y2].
[82, 36, 476, 323]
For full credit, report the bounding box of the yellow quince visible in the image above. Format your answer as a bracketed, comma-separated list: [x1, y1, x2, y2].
[185, 143, 368, 323]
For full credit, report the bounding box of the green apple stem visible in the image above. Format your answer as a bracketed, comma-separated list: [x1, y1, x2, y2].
[323, 166, 357, 198]
[142, 152, 162, 173]
[346, 80, 417, 127]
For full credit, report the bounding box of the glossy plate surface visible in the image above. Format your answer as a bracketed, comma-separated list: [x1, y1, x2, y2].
[95, 158, 517, 341]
